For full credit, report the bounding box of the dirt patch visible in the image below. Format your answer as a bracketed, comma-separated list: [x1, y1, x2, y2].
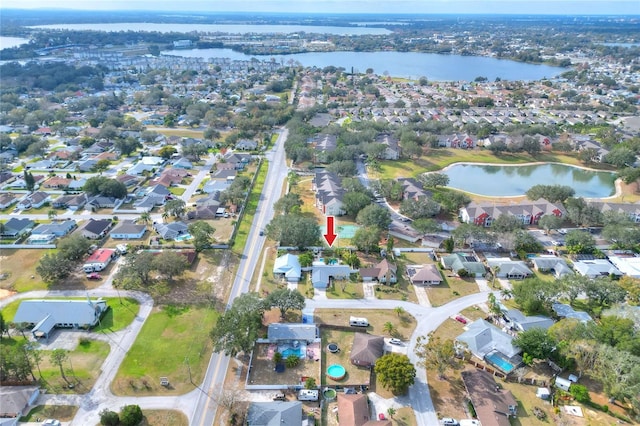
[0, 288, 16, 300]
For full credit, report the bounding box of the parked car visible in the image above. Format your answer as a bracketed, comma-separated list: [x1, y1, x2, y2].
[455, 315, 468, 324]
[42, 420, 61, 426]
[442, 418, 460, 426]
[259, 230, 264, 236]
[558, 228, 567, 235]
[389, 338, 403, 345]
[87, 272, 102, 280]
[551, 240, 564, 246]
[272, 393, 286, 401]
[378, 413, 387, 420]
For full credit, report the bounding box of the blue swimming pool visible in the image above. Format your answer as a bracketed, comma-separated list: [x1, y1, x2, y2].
[485, 352, 516, 373]
[281, 347, 303, 358]
[175, 233, 192, 242]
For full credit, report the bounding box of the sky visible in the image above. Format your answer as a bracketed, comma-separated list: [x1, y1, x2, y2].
[1, 0, 639, 15]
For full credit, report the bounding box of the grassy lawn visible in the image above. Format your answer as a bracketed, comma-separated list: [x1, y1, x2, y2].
[169, 186, 186, 196]
[148, 127, 205, 138]
[232, 160, 266, 254]
[0, 248, 55, 292]
[21, 405, 78, 422]
[376, 148, 592, 179]
[1, 297, 139, 332]
[141, 410, 189, 426]
[36, 339, 111, 394]
[425, 274, 480, 307]
[112, 305, 218, 396]
[320, 328, 373, 386]
[327, 280, 364, 299]
[315, 309, 417, 342]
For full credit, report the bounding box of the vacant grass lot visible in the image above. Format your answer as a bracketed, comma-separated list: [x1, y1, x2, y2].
[425, 274, 480, 307]
[315, 309, 416, 343]
[232, 161, 265, 254]
[1, 297, 139, 333]
[37, 339, 111, 394]
[112, 305, 218, 396]
[141, 410, 189, 426]
[0, 248, 54, 292]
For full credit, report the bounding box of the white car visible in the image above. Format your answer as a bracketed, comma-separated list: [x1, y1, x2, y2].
[389, 338, 403, 345]
[558, 228, 567, 235]
[441, 418, 460, 426]
[42, 420, 61, 426]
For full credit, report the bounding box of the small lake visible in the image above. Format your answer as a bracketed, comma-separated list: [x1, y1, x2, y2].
[162, 49, 564, 81]
[443, 163, 616, 198]
[0, 36, 30, 50]
[30, 23, 391, 36]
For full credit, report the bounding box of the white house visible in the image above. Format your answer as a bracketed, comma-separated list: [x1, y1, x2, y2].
[273, 254, 302, 283]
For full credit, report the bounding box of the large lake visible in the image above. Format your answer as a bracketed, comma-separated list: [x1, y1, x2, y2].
[162, 49, 564, 81]
[30, 23, 391, 36]
[0, 36, 30, 49]
[443, 163, 616, 198]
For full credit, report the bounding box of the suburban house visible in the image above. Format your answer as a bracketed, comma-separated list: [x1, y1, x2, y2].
[459, 199, 566, 227]
[313, 170, 346, 216]
[17, 191, 50, 210]
[500, 307, 555, 332]
[87, 195, 121, 210]
[134, 184, 170, 211]
[0, 218, 34, 238]
[486, 258, 533, 280]
[30, 219, 77, 237]
[461, 370, 518, 426]
[0, 193, 18, 209]
[552, 303, 593, 323]
[358, 259, 397, 284]
[441, 253, 486, 278]
[273, 253, 302, 283]
[224, 152, 252, 170]
[154, 221, 189, 240]
[267, 323, 319, 344]
[572, 259, 622, 278]
[376, 133, 401, 160]
[116, 174, 141, 187]
[398, 178, 429, 201]
[110, 221, 147, 240]
[607, 254, 640, 278]
[79, 218, 112, 239]
[12, 298, 108, 340]
[531, 256, 573, 278]
[172, 157, 193, 169]
[350, 332, 384, 368]
[0, 386, 40, 425]
[311, 262, 351, 289]
[337, 393, 391, 426]
[246, 401, 302, 426]
[456, 319, 521, 361]
[41, 176, 71, 189]
[588, 201, 640, 223]
[313, 133, 337, 153]
[52, 193, 88, 210]
[235, 139, 258, 151]
[407, 264, 443, 285]
[83, 249, 117, 272]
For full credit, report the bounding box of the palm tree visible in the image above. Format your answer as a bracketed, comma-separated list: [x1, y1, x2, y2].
[491, 265, 501, 289]
[47, 209, 58, 220]
[394, 306, 405, 317]
[382, 321, 395, 335]
[137, 212, 151, 225]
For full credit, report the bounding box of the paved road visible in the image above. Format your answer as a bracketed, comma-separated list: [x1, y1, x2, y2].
[180, 153, 217, 203]
[192, 127, 290, 426]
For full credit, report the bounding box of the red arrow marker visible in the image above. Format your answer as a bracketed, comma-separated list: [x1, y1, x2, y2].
[323, 216, 337, 247]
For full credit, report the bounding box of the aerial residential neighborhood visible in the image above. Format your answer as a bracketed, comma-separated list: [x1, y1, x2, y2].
[0, 6, 639, 426]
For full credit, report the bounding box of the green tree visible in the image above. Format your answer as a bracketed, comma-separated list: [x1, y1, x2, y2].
[383, 321, 396, 335]
[94, 159, 111, 172]
[115, 251, 156, 287]
[158, 145, 177, 160]
[538, 214, 564, 234]
[36, 253, 72, 284]
[114, 137, 141, 157]
[374, 353, 416, 394]
[399, 196, 440, 219]
[23, 170, 35, 192]
[491, 215, 524, 233]
[188, 221, 216, 252]
[351, 226, 381, 254]
[285, 354, 300, 368]
[58, 234, 92, 261]
[342, 191, 373, 217]
[583, 278, 626, 308]
[266, 215, 320, 249]
[50, 349, 70, 384]
[0, 311, 7, 337]
[421, 173, 449, 188]
[565, 229, 596, 254]
[152, 251, 188, 283]
[513, 328, 557, 361]
[416, 334, 460, 380]
[99, 409, 120, 426]
[304, 376, 317, 389]
[266, 288, 305, 319]
[83, 176, 127, 198]
[210, 293, 265, 357]
[164, 199, 186, 217]
[526, 184, 575, 203]
[47, 209, 58, 220]
[273, 193, 303, 215]
[119, 404, 143, 426]
[433, 191, 470, 214]
[356, 204, 391, 229]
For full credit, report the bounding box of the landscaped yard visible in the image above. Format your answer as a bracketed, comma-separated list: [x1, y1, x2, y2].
[424, 274, 480, 307]
[246, 342, 321, 387]
[315, 309, 417, 342]
[327, 280, 364, 299]
[320, 328, 373, 386]
[112, 305, 218, 396]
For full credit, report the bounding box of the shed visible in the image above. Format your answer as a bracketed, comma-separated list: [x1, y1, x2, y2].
[555, 376, 572, 392]
[536, 387, 551, 400]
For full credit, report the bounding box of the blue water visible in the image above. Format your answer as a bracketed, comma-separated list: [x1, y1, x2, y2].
[174, 233, 192, 241]
[327, 364, 346, 378]
[486, 353, 515, 373]
[281, 347, 303, 358]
